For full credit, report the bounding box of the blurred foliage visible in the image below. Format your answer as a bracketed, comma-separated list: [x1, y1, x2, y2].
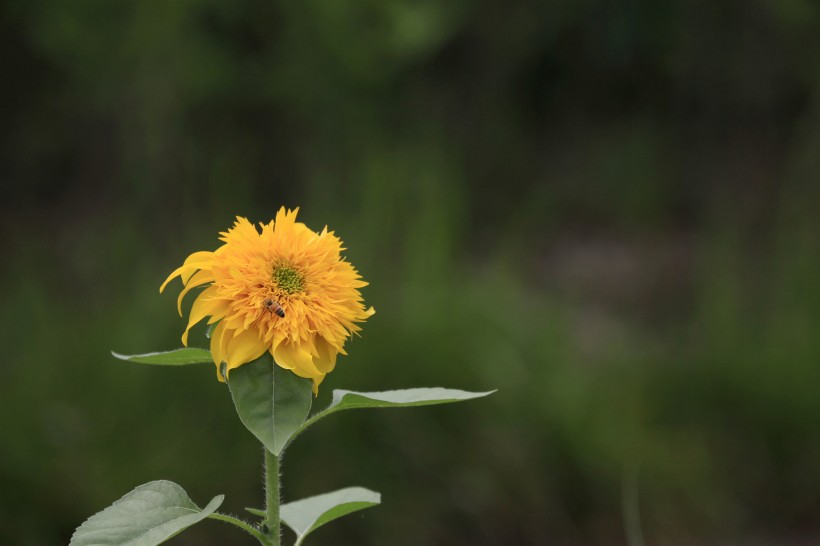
[1, 0, 820, 544]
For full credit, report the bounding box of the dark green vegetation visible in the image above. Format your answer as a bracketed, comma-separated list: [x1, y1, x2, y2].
[1, 1, 819, 544]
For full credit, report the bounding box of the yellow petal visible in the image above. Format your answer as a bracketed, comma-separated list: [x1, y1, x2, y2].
[224, 327, 267, 377]
[209, 321, 227, 381]
[273, 341, 321, 379]
[181, 287, 223, 346]
[311, 374, 325, 395]
[160, 266, 185, 293]
[159, 251, 214, 292]
[274, 206, 289, 228]
[313, 337, 338, 374]
[176, 270, 215, 316]
[224, 217, 259, 245]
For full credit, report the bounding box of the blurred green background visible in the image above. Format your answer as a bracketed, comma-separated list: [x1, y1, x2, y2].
[2, 1, 819, 544]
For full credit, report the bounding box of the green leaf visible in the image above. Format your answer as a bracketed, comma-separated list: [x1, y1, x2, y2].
[281, 487, 380, 546]
[329, 387, 495, 410]
[244, 507, 266, 518]
[295, 388, 494, 436]
[70, 480, 223, 546]
[227, 353, 313, 455]
[111, 348, 213, 366]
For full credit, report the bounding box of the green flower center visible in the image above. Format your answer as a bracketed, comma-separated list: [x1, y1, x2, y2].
[273, 265, 304, 294]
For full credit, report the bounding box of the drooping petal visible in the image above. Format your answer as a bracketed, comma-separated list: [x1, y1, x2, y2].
[182, 287, 225, 346]
[176, 270, 215, 316]
[313, 336, 338, 374]
[273, 341, 321, 378]
[159, 251, 215, 292]
[224, 327, 267, 377]
[210, 321, 227, 380]
[309, 374, 325, 395]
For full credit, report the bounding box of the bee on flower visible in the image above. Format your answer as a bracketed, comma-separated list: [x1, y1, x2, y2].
[160, 207, 374, 393]
[263, 298, 285, 318]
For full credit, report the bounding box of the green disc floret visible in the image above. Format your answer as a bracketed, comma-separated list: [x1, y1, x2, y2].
[273, 266, 304, 294]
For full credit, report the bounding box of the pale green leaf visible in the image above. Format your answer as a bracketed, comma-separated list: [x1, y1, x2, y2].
[244, 507, 266, 518]
[294, 388, 494, 436]
[281, 487, 380, 545]
[111, 348, 213, 366]
[70, 480, 223, 546]
[329, 387, 495, 410]
[227, 353, 313, 455]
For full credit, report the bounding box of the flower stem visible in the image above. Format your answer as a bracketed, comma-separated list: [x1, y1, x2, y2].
[265, 448, 281, 546]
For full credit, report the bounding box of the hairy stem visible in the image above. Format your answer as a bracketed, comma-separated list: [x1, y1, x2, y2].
[265, 449, 281, 546]
[208, 513, 271, 545]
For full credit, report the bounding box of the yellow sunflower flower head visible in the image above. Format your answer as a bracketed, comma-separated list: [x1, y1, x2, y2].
[160, 207, 375, 393]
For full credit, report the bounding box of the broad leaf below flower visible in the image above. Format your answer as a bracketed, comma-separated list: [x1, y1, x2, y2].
[227, 353, 313, 455]
[281, 487, 381, 546]
[70, 480, 223, 546]
[111, 348, 213, 366]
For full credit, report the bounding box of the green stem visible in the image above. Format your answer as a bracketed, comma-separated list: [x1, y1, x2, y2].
[286, 408, 330, 445]
[208, 513, 271, 545]
[265, 449, 281, 546]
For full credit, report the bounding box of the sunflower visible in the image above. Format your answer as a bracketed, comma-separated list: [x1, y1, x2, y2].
[160, 207, 374, 392]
